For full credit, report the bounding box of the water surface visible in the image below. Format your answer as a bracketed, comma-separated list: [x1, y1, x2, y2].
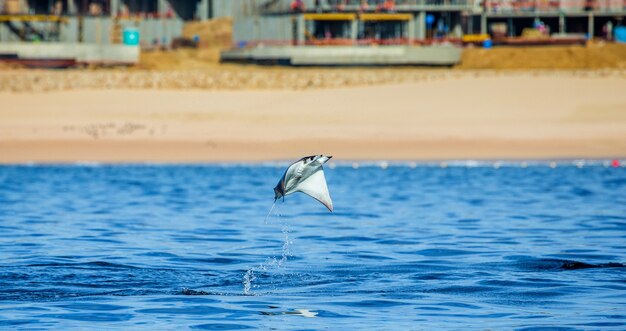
[1, 162, 625, 329]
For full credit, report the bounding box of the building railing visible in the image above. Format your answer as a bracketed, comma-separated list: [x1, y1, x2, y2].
[240, 37, 465, 47]
[267, 0, 624, 13]
[237, 34, 590, 48]
[265, 0, 476, 13]
[485, 0, 625, 14]
[335, 0, 477, 7]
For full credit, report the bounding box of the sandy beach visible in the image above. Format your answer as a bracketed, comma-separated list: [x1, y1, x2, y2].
[1, 71, 625, 162]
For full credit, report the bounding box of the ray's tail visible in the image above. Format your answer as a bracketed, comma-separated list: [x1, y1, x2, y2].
[264, 200, 277, 224]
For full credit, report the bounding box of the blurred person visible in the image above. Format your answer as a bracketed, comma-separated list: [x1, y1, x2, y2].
[534, 17, 548, 35]
[315, 0, 323, 12]
[120, 4, 129, 18]
[360, 0, 370, 11]
[290, 0, 305, 12]
[436, 18, 449, 38]
[89, 1, 102, 16]
[52, 0, 63, 15]
[603, 21, 613, 40]
[382, 0, 395, 11]
[331, 0, 347, 11]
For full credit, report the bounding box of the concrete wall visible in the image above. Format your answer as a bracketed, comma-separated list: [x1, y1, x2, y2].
[0, 42, 139, 64]
[0, 20, 66, 42]
[61, 18, 80, 43]
[83, 17, 183, 46]
[221, 45, 463, 66]
[131, 18, 184, 47]
[229, 0, 294, 44]
[0, 17, 184, 48]
[211, 0, 236, 18]
[82, 17, 113, 44]
[0, 22, 20, 42]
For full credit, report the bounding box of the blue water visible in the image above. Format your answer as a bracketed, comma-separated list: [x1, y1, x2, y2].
[1, 162, 625, 330]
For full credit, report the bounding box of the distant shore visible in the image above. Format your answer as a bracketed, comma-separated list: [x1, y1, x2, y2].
[1, 71, 625, 163]
[1, 43, 625, 93]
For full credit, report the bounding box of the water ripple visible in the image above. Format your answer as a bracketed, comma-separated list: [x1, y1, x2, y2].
[0, 164, 624, 329]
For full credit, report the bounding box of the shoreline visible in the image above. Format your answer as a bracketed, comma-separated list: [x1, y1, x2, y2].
[1, 139, 625, 164]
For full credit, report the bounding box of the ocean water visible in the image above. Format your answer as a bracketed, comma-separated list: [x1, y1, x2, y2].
[0, 162, 625, 330]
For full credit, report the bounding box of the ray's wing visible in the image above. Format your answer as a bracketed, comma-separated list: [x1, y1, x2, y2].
[296, 169, 333, 212]
[282, 161, 305, 196]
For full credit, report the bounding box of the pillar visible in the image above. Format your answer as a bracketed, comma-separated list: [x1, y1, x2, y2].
[67, 0, 77, 14]
[408, 15, 416, 44]
[587, 12, 594, 39]
[351, 19, 358, 44]
[110, 0, 119, 17]
[416, 11, 426, 40]
[480, 13, 487, 34]
[297, 15, 305, 46]
[158, 0, 168, 47]
[507, 17, 513, 37]
[158, 0, 167, 16]
[559, 14, 565, 34]
[198, 0, 209, 20]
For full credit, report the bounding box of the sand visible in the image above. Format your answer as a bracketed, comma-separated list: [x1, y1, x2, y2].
[1, 68, 625, 93]
[1, 72, 625, 163]
[0, 67, 459, 92]
[136, 42, 626, 71]
[181, 17, 232, 49]
[458, 42, 626, 70]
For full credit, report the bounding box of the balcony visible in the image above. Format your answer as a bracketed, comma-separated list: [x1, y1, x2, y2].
[485, 0, 625, 15]
[261, 0, 477, 14]
[261, 0, 623, 15]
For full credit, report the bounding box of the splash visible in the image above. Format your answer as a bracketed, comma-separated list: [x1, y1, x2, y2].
[279, 222, 293, 267]
[243, 202, 292, 295]
[242, 268, 255, 295]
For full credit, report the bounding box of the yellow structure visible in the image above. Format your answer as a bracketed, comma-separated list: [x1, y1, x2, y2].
[0, 15, 68, 23]
[359, 13, 412, 21]
[303, 13, 356, 21]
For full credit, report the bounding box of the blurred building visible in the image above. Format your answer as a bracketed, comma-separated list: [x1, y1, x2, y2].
[0, 0, 229, 46]
[0, 0, 237, 65]
[1, 0, 623, 46]
[221, 0, 624, 65]
[226, 0, 625, 45]
[0, 0, 624, 66]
